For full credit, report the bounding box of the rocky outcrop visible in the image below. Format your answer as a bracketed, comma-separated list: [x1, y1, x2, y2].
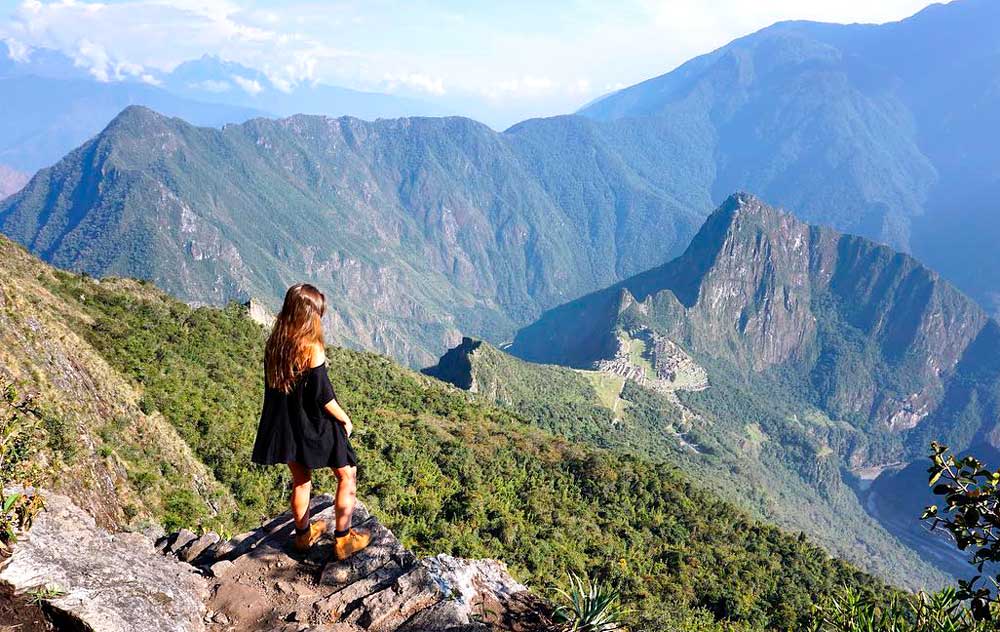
[162, 495, 548, 632]
[0, 490, 208, 632]
[2, 491, 549, 632]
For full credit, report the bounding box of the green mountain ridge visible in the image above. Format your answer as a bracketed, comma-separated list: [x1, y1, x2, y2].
[510, 193, 999, 454]
[1, 233, 890, 631]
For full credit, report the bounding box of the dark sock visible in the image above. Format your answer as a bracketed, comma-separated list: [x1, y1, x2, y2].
[295, 523, 310, 536]
[334, 528, 350, 538]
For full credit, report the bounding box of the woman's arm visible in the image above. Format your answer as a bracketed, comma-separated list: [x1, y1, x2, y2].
[324, 398, 353, 437]
[312, 343, 353, 436]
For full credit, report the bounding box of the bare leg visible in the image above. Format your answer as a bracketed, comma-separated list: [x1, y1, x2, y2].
[288, 461, 312, 530]
[333, 465, 357, 532]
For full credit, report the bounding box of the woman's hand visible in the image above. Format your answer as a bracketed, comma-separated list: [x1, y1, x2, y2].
[324, 397, 353, 437]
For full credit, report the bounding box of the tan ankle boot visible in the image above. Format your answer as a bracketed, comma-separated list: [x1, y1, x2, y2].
[334, 528, 371, 561]
[293, 519, 328, 552]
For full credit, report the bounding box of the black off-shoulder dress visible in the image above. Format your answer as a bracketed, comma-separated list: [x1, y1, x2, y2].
[251, 363, 357, 470]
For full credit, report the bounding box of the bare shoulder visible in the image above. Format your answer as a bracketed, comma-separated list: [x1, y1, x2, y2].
[309, 342, 327, 368]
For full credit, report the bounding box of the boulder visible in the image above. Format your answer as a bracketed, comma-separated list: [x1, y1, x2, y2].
[178, 532, 220, 563]
[0, 490, 207, 632]
[159, 494, 550, 631]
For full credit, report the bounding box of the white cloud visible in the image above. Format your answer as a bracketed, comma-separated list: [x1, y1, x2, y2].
[231, 74, 262, 95]
[0, 0, 953, 126]
[188, 78, 231, 93]
[382, 72, 446, 96]
[3, 36, 31, 61]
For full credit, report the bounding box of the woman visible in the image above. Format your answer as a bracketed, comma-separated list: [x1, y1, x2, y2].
[251, 283, 370, 560]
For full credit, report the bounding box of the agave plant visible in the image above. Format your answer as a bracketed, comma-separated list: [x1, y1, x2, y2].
[552, 572, 630, 632]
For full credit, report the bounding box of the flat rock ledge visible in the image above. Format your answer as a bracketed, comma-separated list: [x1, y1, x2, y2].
[163, 495, 551, 632]
[0, 489, 208, 632]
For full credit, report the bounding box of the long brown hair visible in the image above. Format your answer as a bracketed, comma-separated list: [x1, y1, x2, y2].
[265, 283, 326, 393]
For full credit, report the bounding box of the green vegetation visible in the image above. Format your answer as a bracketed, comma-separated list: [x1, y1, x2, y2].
[34, 271, 894, 631]
[922, 443, 1000, 621]
[26, 585, 68, 605]
[580, 371, 625, 417]
[626, 335, 655, 381]
[810, 588, 992, 632]
[0, 377, 45, 551]
[552, 573, 629, 632]
[429, 335, 949, 590]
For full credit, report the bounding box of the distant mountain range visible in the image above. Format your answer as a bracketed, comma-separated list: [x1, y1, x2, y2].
[0, 42, 445, 174]
[581, 0, 1000, 317]
[0, 106, 705, 365]
[2, 0, 997, 368]
[506, 193, 1000, 582]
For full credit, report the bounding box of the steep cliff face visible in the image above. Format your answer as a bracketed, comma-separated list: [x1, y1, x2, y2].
[0, 235, 235, 530]
[511, 193, 998, 452]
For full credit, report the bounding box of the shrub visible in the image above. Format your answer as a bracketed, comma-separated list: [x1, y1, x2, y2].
[553, 573, 630, 632]
[0, 377, 45, 551]
[922, 442, 1000, 622]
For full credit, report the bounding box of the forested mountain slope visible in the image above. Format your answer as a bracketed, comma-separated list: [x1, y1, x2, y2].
[425, 336, 951, 589]
[0, 234, 889, 631]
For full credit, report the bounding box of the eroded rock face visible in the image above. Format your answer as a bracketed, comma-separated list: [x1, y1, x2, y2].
[0, 490, 208, 632]
[159, 495, 550, 632]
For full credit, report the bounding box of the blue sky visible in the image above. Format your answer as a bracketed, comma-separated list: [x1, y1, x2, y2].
[0, 0, 952, 126]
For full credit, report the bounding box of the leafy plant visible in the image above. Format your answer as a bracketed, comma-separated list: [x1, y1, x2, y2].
[552, 573, 630, 632]
[922, 441, 1000, 621]
[0, 377, 45, 551]
[27, 584, 67, 605]
[811, 586, 990, 632]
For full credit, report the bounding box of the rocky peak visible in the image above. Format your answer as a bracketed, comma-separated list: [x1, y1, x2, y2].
[420, 337, 483, 390]
[511, 194, 998, 440]
[1, 491, 549, 632]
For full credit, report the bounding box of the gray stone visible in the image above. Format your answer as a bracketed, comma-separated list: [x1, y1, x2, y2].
[320, 516, 411, 586]
[168, 528, 198, 555]
[0, 490, 207, 632]
[208, 559, 235, 578]
[179, 532, 220, 563]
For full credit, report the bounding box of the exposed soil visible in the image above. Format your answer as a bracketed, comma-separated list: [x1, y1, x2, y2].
[0, 585, 53, 632]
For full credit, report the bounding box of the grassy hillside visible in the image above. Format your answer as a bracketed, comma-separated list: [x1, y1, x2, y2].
[0, 235, 891, 631]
